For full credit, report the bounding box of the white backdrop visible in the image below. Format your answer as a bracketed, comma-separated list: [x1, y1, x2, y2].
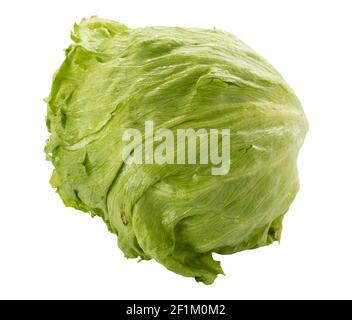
[0, 0, 351, 300]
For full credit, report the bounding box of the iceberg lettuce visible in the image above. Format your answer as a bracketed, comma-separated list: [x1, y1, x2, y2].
[45, 17, 308, 284]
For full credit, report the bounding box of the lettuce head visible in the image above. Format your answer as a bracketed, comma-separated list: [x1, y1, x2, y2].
[45, 17, 308, 284]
